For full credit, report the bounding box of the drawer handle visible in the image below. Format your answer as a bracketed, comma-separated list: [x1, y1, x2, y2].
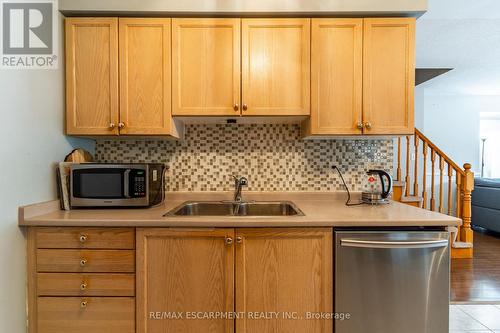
[80, 259, 87, 267]
[225, 237, 233, 245]
[79, 235, 87, 243]
[236, 236, 243, 244]
[80, 282, 87, 291]
[80, 300, 88, 309]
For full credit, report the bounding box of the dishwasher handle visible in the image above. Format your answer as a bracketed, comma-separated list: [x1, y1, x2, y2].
[341, 239, 449, 249]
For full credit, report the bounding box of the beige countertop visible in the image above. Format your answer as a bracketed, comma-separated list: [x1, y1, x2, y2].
[18, 191, 461, 228]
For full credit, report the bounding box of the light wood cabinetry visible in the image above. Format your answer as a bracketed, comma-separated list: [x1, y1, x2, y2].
[37, 297, 135, 333]
[37, 273, 135, 296]
[36, 249, 135, 272]
[172, 18, 241, 116]
[137, 228, 235, 333]
[119, 18, 176, 135]
[27, 227, 136, 333]
[363, 18, 415, 135]
[65, 18, 119, 135]
[241, 19, 310, 116]
[35, 227, 135, 249]
[235, 228, 333, 333]
[65, 18, 181, 137]
[28, 226, 333, 333]
[306, 18, 363, 135]
[136, 227, 332, 333]
[304, 17, 415, 136]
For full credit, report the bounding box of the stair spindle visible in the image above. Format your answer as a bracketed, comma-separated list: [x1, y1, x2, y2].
[430, 149, 436, 211]
[439, 155, 445, 213]
[397, 137, 402, 181]
[447, 164, 453, 215]
[422, 142, 428, 209]
[456, 173, 462, 218]
[413, 136, 419, 196]
[405, 136, 411, 197]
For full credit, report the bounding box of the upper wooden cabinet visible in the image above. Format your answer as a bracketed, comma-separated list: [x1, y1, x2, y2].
[65, 18, 180, 137]
[119, 18, 175, 135]
[306, 18, 363, 136]
[172, 18, 241, 116]
[304, 17, 415, 136]
[65, 18, 119, 135]
[363, 18, 415, 135]
[241, 19, 311, 116]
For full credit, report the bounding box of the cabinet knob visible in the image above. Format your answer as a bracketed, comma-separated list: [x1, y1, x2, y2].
[118, 122, 125, 129]
[80, 259, 87, 267]
[236, 236, 243, 244]
[225, 237, 233, 245]
[233, 104, 239, 111]
[364, 122, 372, 129]
[80, 300, 88, 308]
[109, 123, 116, 129]
[356, 122, 363, 130]
[242, 104, 248, 111]
[80, 282, 87, 291]
[79, 235, 87, 243]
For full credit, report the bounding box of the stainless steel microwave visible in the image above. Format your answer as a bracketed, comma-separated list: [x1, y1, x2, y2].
[69, 163, 165, 208]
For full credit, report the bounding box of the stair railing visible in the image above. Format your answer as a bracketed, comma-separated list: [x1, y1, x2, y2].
[395, 129, 474, 257]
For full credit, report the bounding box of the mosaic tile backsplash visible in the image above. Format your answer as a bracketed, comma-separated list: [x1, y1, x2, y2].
[95, 124, 393, 192]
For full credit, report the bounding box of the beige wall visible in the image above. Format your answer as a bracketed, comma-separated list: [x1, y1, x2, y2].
[60, 0, 426, 14]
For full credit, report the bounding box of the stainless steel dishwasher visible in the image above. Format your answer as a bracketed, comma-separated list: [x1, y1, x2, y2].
[335, 230, 449, 333]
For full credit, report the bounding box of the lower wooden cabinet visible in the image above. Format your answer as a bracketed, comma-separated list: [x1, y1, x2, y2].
[136, 227, 333, 333]
[37, 297, 135, 333]
[136, 228, 235, 333]
[235, 228, 333, 333]
[27, 227, 136, 333]
[28, 227, 332, 333]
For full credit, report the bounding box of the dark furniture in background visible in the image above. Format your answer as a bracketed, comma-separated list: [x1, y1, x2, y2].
[472, 178, 500, 233]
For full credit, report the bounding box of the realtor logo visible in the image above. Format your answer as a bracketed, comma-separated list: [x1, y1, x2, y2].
[1, 0, 58, 69]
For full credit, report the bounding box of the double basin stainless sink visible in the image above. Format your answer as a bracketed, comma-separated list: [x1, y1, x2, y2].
[165, 201, 304, 217]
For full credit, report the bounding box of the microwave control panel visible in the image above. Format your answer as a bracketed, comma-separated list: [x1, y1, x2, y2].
[131, 170, 146, 197]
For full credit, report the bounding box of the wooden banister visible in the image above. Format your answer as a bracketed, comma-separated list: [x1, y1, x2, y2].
[461, 164, 474, 244]
[395, 128, 474, 259]
[415, 129, 465, 175]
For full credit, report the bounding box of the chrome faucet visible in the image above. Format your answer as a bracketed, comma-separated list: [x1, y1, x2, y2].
[233, 176, 248, 202]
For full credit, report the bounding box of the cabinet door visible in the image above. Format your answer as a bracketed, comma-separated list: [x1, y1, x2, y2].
[137, 228, 234, 333]
[119, 18, 174, 135]
[65, 18, 119, 135]
[235, 228, 333, 333]
[307, 18, 363, 135]
[241, 19, 310, 116]
[363, 18, 415, 135]
[172, 18, 241, 116]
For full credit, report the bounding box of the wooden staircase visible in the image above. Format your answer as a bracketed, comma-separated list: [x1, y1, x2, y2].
[393, 129, 475, 259]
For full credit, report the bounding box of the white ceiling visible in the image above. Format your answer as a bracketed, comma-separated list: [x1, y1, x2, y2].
[417, 0, 500, 94]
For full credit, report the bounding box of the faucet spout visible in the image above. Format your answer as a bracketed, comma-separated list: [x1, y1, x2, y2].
[233, 176, 248, 202]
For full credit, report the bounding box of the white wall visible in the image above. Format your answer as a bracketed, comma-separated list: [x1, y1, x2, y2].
[59, 0, 426, 14]
[419, 93, 500, 174]
[0, 16, 93, 332]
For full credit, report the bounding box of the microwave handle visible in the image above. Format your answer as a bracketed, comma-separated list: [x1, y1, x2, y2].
[124, 169, 131, 198]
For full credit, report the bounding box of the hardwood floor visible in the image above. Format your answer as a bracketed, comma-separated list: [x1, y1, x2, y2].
[451, 228, 500, 302]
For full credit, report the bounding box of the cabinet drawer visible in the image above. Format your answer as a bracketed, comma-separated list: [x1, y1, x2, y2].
[37, 273, 135, 296]
[36, 227, 135, 249]
[37, 250, 135, 273]
[37, 297, 135, 333]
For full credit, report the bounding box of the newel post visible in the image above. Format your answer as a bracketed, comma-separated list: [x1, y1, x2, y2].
[460, 163, 474, 244]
